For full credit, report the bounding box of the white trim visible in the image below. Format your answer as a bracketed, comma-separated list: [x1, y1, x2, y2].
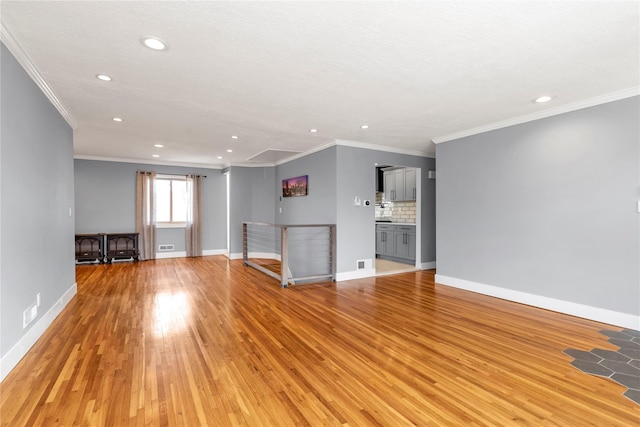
[275, 141, 336, 165]
[335, 139, 434, 158]
[156, 223, 186, 229]
[221, 162, 275, 168]
[155, 251, 187, 259]
[432, 87, 640, 144]
[227, 251, 281, 260]
[0, 22, 78, 129]
[421, 261, 436, 270]
[75, 138, 435, 169]
[435, 274, 640, 329]
[273, 139, 435, 167]
[248, 252, 281, 260]
[0, 283, 77, 382]
[203, 249, 227, 256]
[154, 249, 228, 259]
[73, 155, 223, 170]
[336, 268, 376, 281]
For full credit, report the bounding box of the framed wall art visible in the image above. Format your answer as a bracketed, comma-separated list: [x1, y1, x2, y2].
[282, 175, 308, 197]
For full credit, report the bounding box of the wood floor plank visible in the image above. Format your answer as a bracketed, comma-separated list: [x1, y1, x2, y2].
[1, 257, 638, 426]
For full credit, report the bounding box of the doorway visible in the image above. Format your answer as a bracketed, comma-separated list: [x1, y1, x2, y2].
[374, 165, 421, 276]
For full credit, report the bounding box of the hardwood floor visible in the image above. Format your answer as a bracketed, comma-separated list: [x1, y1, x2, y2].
[1, 256, 638, 426]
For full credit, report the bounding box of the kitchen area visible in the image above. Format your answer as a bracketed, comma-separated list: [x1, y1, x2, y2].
[375, 166, 418, 274]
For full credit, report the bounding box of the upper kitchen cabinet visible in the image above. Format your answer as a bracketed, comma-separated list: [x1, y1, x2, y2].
[384, 168, 403, 202]
[404, 168, 416, 201]
[383, 167, 416, 201]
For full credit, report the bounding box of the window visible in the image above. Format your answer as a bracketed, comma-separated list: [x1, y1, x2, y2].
[156, 176, 188, 226]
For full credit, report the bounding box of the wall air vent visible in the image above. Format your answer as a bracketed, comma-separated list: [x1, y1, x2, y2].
[357, 259, 372, 270]
[158, 244, 174, 251]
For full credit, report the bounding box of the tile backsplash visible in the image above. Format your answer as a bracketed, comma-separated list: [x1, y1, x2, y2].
[375, 194, 416, 223]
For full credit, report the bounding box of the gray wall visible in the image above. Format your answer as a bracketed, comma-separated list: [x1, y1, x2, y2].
[436, 96, 639, 316]
[335, 145, 436, 273]
[1, 43, 75, 357]
[276, 146, 338, 224]
[74, 159, 227, 253]
[229, 145, 436, 275]
[227, 166, 276, 255]
[275, 147, 338, 277]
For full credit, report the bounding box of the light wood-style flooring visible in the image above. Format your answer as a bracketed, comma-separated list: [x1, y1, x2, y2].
[375, 258, 416, 275]
[1, 256, 638, 426]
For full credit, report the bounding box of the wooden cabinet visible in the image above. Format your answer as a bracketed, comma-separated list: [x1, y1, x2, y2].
[383, 168, 416, 201]
[105, 233, 139, 263]
[375, 224, 416, 263]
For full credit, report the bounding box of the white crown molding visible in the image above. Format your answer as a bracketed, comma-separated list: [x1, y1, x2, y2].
[335, 139, 435, 158]
[74, 154, 223, 170]
[1, 21, 78, 129]
[229, 161, 281, 168]
[272, 139, 435, 167]
[432, 87, 640, 144]
[274, 141, 337, 166]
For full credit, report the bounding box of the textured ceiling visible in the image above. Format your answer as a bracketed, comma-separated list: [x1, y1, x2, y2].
[1, 1, 639, 168]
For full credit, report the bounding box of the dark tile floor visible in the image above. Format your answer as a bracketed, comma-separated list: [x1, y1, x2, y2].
[565, 328, 640, 405]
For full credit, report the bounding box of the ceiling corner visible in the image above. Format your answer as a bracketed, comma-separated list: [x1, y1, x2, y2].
[1, 20, 78, 129]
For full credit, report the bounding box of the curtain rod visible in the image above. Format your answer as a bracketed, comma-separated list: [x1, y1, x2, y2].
[145, 172, 207, 178]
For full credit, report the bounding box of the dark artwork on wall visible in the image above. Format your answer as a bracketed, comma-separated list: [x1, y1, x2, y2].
[282, 175, 308, 197]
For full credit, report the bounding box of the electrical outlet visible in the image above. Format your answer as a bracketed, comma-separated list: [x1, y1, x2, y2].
[23, 303, 38, 329]
[36, 293, 41, 307]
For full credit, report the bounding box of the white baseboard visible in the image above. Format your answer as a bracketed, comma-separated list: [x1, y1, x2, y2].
[203, 249, 227, 256]
[155, 251, 187, 259]
[229, 252, 281, 261]
[155, 249, 228, 259]
[421, 261, 436, 270]
[336, 268, 376, 281]
[435, 274, 640, 329]
[0, 282, 77, 382]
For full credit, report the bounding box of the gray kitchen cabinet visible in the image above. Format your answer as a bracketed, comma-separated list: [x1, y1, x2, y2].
[404, 168, 416, 201]
[407, 232, 417, 260]
[376, 224, 416, 262]
[393, 226, 416, 260]
[383, 167, 415, 201]
[375, 224, 395, 257]
[383, 169, 404, 202]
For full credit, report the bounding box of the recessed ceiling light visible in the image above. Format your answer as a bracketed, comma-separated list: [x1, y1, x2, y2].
[226, 149, 233, 153]
[217, 156, 223, 159]
[154, 144, 164, 148]
[231, 135, 238, 139]
[141, 37, 167, 51]
[534, 95, 553, 103]
[361, 125, 369, 129]
[112, 117, 123, 122]
[152, 154, 160, 158]
[96, 74, 112, 82]
[310, 129, 318, 133]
